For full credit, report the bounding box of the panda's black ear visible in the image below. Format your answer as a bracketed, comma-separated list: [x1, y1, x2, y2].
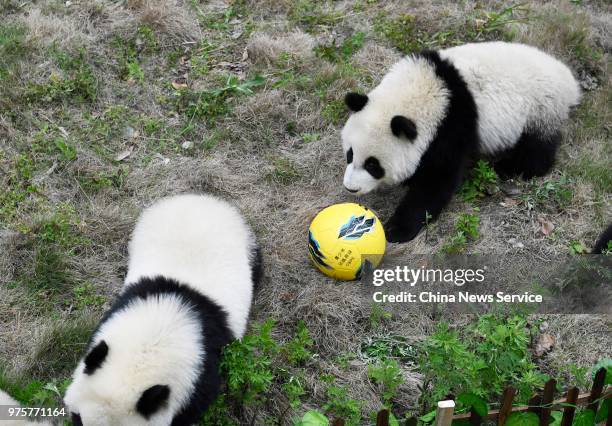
[390, 115, 417, 141]
[84, 340, 108, 375]
[345, 92, 368, 112]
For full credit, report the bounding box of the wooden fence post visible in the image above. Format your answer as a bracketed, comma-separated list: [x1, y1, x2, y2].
[498, 386, 517, 426]
[588, 367, 606, 415]
[435, 400, 455, 426]
[469, 408, 483, 425]
[376, 409, 390, 426]
[560, 387, 579, 426]
[528, 394, 542, 415]
[540, 378, 557, 426]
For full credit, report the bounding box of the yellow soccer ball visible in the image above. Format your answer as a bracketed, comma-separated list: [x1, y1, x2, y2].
[308, 203, 386, 281]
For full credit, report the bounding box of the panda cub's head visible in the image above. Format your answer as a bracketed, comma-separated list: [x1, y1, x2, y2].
[341, 55, 449, 195]
[64, 294, 204, 426]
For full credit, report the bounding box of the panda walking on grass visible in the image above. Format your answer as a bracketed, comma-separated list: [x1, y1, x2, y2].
[341, 41, 581, 243]
[64, 194, 262, 426]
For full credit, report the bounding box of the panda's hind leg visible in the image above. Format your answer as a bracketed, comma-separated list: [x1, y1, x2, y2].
[493, 130, 560, 180]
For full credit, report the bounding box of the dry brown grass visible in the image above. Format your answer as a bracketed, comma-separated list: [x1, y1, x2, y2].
[0, 0, 610, 423]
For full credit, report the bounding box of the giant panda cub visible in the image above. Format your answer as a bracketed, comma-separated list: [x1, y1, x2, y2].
[341, 41, 581, 242]
[64, 194, 262, 426]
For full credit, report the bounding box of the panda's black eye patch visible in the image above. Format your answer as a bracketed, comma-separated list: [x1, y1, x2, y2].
[346, 148, 353, 164]
[390, 115, 417, 140]
[363, 157, 385, 179]
[137, 385, 170, 419]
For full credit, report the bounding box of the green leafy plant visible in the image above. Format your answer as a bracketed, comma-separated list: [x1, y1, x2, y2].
[368, 304, 392, 328]
[282, 321, 314, 365]
[419, 323, 485, 408]
[126, 60, 145, 83]
[360, 335, 417, 364]
[220, 319, 276, 406]
[26, 50, 97, 103]
[419, 315, 547, 416]
[294, 410, 329, 426]
[460, 160, 498, 203]
[442, 211, 480, 254]
[323, 385, 361, 425]
[199, 395, 236, 426]
[569, 240, 587, 255]
[367, 359, 404, 404]
[282, 373, 307, 409]
[522, 175, 574, 212]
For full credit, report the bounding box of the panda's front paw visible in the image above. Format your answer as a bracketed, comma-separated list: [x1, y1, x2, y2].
[384, 216, 422, 243]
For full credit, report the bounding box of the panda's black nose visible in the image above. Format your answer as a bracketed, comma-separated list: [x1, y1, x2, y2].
[345, 187, 359, 193]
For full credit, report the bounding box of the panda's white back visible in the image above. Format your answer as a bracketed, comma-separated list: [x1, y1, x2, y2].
[440, 42, 581, 155]
[124, 194, 255, 338]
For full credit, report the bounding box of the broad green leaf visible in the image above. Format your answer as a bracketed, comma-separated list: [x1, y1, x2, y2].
[419, 410, 436, 423]
[592, 358, 612, 385]
[388, 412, 399, 426]
[296, 410, 329, 426]
[572, 409, 595, 426]
[506, 412, 539, 426]
[457, 392, 488, 417]
[595, 399, 611, 422]
[549, 410, 562, 426]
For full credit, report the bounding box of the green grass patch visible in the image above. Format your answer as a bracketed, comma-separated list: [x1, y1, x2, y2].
[25, 316, 98, 380]
[374, 13, 426, 53]
[10, 206, 89, 305]
[267, 157, 301, 185]
[321, 99, 347, 125]
[314, 32, 365, 63]
[172, 74, 264, 124]
[25, 50, 97, 104]
[111, 25, 158, 82]
[0, 23, 27, 76]
[289, 0, 343, 32]
[77, 167, 129, 194]
[375, 4, 528, 54]
[0, 370, 70, 408]
[72, 282, 106, 310]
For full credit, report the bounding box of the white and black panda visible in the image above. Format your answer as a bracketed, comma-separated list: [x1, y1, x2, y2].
[64, 194, 262, 426]
[341, 41, 581, 242]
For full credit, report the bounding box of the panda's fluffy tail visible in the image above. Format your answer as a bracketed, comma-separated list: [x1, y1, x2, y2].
[593, 223, 612, 254]
[0, 390, 54, 426]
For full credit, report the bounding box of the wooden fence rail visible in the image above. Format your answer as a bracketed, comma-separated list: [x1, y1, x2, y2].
[334, 367, 610, 426]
